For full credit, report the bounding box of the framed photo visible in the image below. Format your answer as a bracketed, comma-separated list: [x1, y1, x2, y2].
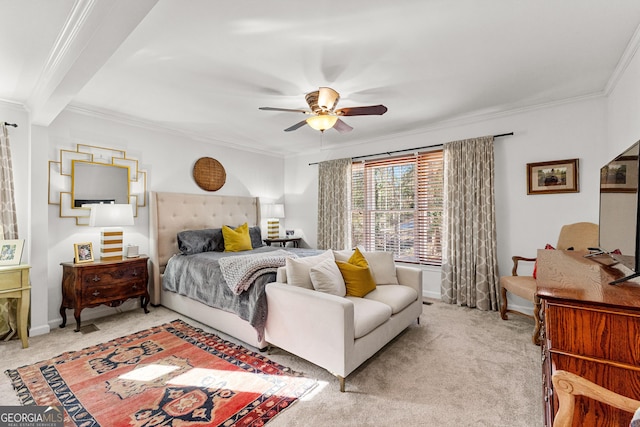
[600, 155, 638, 193]
[527, 158, 579, 195]
[74, 242, 94, 263]
[0, 239, 24, 266]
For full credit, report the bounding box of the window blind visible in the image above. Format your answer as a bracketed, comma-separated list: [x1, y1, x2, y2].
[351, 150, 443, 266]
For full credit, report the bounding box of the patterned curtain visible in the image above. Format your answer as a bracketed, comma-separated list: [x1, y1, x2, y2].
[317, 158, 351, 250]
[440, 136, 499, 311]
[0, 123, 19, 339]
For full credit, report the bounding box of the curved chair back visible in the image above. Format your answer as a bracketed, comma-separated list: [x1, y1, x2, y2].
[556, 222, 598, 251]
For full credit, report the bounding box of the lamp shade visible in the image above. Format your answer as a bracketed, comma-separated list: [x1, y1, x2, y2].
[306, 115, 338, 131]
[263, 203, 285, 219]
[89, 204, 134, 227]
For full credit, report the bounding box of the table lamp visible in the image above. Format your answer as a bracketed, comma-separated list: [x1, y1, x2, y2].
[263, 204, 285, 239]
[89, 203, 134, 261]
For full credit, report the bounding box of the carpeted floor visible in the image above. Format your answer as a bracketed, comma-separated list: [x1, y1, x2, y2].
[0, 301, 542, 426]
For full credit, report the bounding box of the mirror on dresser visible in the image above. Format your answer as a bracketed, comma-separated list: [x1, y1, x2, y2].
[48, 144, 147, 225]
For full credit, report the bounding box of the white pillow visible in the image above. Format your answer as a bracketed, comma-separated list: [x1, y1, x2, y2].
[333, 249, 354, 262]
[361, 251, 398, 285]
[285, 250, 334, 289]
[310, 259, 346, 296]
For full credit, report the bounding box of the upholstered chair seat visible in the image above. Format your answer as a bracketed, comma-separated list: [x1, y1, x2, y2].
[499, 222, 598, 345]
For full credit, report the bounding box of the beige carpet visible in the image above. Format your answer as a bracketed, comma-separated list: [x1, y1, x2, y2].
[0, 301, 542, 426]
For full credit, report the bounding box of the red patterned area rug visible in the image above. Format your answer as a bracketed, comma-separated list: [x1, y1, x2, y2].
[5, 319, 317, 426]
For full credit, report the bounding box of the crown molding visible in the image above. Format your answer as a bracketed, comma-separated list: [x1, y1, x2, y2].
[296, 91, 607, 158]
[605, 23, 640, 96]
[27, 0, 97, 111]
[39, 0, 97, 90]
[0, 99, 28, 113]
[65, 103, 283, 158]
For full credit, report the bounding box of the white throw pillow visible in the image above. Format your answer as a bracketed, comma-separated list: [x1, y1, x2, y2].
[361, 251, 399, 285]
[309, 259, 346, 296]
[285, 250, 334, 289]
[333, 249, 354, 262]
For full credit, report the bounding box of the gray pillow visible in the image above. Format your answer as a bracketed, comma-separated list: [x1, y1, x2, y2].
[177, 228, 224, 255]
[249, 226, 263, 248]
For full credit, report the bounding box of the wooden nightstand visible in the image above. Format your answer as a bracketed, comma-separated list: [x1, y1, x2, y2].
[60, 256, 149, 332]
[0, 264, 31, 348]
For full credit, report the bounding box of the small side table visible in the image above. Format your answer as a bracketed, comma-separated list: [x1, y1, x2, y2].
[263, 237, 302, 248]
[0, 264, 31, 348]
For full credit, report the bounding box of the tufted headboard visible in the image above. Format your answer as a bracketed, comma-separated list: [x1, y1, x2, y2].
[148, 191, 260, 305]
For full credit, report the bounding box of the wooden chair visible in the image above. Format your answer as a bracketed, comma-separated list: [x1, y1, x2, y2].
[552, 370, 640, 427]
[499, 222, 598, 345]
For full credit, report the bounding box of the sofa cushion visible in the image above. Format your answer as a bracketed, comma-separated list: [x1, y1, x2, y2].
[333, 248, 354, 262]
[336, 261, 376, 297]
[285, 250, 334, 289]
[309, 258, 346, 296]
[364, 285, 418, 314]
[346, 297, 392, 339]
[361, 251, 399, 285]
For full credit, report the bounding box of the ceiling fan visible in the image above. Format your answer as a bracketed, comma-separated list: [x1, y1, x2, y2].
[259, 87, 387, 133]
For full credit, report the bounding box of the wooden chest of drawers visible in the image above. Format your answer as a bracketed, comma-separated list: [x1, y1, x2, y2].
[60, 256, 149, 331]
[537, 250, 640, 426]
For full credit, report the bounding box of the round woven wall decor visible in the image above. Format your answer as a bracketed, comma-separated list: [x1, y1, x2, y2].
[193, 157, 226, 191]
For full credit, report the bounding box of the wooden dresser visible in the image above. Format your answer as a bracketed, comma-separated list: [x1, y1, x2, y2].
[536, 250, 640, 427]
[60, 256, 149, 332]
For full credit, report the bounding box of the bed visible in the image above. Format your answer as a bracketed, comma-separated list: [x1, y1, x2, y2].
[149, 191, 279, 350]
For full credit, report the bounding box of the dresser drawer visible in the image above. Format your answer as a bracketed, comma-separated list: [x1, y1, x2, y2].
[80, 262, 147, 287]
[0, 270, 23, 291]
[81, 281, 147, 305]
[546, 302, 640, 366]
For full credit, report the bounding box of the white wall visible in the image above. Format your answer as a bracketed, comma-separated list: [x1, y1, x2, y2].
[284, 97, 607, 302]
[35, 110, 285, 332]
[607, 45, 640, 157]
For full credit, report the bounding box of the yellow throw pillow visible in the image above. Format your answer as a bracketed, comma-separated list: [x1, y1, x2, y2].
[222, 223, 252, 252]
[348, 247, 369, 268]
[336, 260, 376, 297]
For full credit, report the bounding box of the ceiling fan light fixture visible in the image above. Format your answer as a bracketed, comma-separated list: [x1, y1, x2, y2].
[306, 114, 338, 131]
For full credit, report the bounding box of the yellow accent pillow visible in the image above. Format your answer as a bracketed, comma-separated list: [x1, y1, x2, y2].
[222, 223, 252, 252]
[336, 249, 377, 297]
[348, 247, 369, 268]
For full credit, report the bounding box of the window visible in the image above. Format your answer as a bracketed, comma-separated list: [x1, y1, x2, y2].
[350, 150, 443, 266]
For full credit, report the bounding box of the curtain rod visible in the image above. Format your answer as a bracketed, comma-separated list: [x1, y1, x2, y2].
[308, 132, 513, 165]
[3, 122, 17, 128]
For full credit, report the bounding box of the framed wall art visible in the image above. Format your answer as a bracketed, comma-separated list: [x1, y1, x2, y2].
[527, 158, 579, 195]
[74, 242, 94, 263]
[600, 155, 638, 193]
[0, 239, 24, 266]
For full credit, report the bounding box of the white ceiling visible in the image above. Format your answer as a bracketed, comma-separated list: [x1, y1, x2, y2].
[2, 0, 640, 156]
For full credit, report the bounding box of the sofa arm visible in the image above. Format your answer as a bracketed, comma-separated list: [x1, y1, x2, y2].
[395, 265, 423, 296]
[265, 282, 354, 376]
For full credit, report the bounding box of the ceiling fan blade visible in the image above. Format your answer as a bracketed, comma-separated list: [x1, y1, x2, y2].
[333, 119, 353, 134]
[317, 87, 340, 110]
[259, 107, 310, 114]
[336, 105, 388, 116]
[284, 120, 308, 132]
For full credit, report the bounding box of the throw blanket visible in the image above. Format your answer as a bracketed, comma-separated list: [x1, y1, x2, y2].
[219, 249, 298, 295]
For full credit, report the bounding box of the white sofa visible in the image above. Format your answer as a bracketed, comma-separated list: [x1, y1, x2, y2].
[265, 261, 423, 392]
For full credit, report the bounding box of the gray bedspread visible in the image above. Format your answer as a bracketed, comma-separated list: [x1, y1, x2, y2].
[162, 246, 320, 341]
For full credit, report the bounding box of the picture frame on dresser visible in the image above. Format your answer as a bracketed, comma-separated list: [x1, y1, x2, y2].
[0, 239, 24, 266]
[73, 242, 94, 263]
